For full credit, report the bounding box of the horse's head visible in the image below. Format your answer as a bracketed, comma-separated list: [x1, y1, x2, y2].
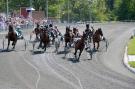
[97, 28, 103, 36]
[73, 27, 76, 33]
[36, 23, 40, 28]
[66, 26, 70, 33]
[82, 32, 87, 41]
[86, 24, 89, 29]
[8, 25, 14, 32]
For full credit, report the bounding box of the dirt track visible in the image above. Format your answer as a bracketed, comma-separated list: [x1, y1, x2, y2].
[0, 22, 135, 89]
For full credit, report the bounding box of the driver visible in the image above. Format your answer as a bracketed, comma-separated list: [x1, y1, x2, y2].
[15, 23, 22, 37]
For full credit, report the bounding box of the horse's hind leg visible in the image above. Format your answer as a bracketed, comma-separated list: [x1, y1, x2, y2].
[7, 40, 10, 50]
[12, 40, 17, 49]
[97, 42, 99, 50]
[74, 49, 77, 60]
[78, 50, 83, 62]
[43, 43, 47, 52]
[38, 41, 42, 49]
[93, 42, 96, 50]
[52, 38, 55, 45]
[89, 37, 92, 43]
[65, 42, 67, 47]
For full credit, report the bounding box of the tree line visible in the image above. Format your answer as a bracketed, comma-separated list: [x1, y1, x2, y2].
[0, 0, 135, 22]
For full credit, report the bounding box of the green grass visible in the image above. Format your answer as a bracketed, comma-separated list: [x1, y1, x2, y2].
[128, 37, 135, 55]
[129, 61, 135, 68]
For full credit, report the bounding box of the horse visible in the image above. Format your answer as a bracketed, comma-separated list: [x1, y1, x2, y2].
[74, 33, 87, 62]
[38, 29, 50, 52]
[6, 25, 18, 50]
[64, 27, 74, 47]
[30, 24, 41, 41]
[92, 28, 103, 51]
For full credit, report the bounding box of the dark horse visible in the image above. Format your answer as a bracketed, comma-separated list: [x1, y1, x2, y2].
[6, 25, 17, 50]
[38, 29, 50, 52]
[64, 26, 73, 47]
[93, 28, 103, 51]
[74, 33, 87, 62]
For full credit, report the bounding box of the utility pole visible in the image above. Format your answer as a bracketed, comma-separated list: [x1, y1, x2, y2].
[29, 0, 33, 19]
[58, 0, 61, 23]
[46, 0, 48, 19]
[67, 0, 69, 23]
[6, 0, 9, 20]
[58, 0, 60, 19]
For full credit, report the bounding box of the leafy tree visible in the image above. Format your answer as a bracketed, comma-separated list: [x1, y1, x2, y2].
[0, 0, 135, 21]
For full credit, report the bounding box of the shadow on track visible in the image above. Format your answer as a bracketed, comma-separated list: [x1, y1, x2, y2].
[0, 49, 14, 53]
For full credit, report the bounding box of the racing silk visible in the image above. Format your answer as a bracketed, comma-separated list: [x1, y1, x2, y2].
[52, 29, 57, 37]
[48, 27, 55, 38]
[74, 31, 81, 38]
[85, 28, 93, 38]
[15, 28, 22, 37]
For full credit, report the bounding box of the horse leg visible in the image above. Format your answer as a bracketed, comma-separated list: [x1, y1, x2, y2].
[38, 41, 42, 49]
[78, 49, 83, 62]
[55, 43, 58, 53]
[97, 42, 99, 51]
[11, 41, 14, 49]
[43, 43, 47, 52]
[74, 49, 77, 60]
[93, 42, 96, 50]
[85, 41, 88, 50]
[52, 38, 55, 45]
[90, 37, 91, 43]
[12, 40, 17, 49]
[65, 42, 67, 47]
[7, 39, 10, 50]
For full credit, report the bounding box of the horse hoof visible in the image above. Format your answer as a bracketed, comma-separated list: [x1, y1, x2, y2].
[88, 59, 92, 60]
[44, 50, 46, 52]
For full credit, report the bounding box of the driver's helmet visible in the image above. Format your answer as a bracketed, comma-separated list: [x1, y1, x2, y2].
[86, 24, 89, 28]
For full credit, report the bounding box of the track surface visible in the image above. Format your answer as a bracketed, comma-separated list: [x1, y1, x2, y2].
[0, 23, 135, 89]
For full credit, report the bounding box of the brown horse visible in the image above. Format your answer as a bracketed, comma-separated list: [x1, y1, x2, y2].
[38, 29, 50, 52]
[74, 33, 87, 62]
[93, 28, 103, 51]
[6, 25, 17, 50]
[64, 27, 74, 47]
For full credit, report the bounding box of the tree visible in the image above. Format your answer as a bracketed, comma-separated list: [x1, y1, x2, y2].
[1, 0, 135, 21]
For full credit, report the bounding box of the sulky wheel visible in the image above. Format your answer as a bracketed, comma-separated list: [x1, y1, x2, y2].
[32, 42, 36, 51]
[2, 38, 5, 50]
[24, 39, 27, 51]
[105, 39, 109, 52]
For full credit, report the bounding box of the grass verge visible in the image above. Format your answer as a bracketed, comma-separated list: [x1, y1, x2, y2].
[129, 61, 135, 68]
[128, 37, 135, 55]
